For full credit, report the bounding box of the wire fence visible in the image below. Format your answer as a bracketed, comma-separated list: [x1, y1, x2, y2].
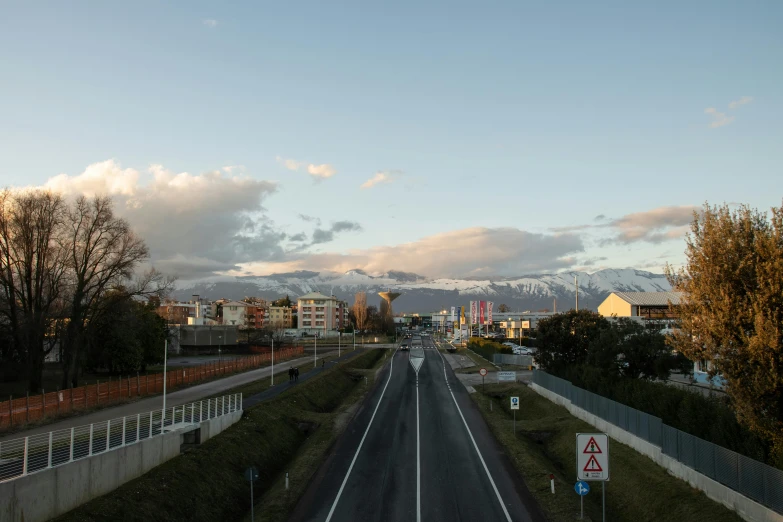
[0, 347, 303, 430]
[0, 393, 242, 483]
[533, 370, 783, 515]
[492, 354, 534, 366]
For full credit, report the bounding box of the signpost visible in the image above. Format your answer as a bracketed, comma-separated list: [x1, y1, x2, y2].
[510, 396, 519, 433]
[574, 480, 590, 520]
[245, 466, 260, 521]
[479, 367, 487, 391]
[576, 433, 609, 521]
[497, 371, 516, 382]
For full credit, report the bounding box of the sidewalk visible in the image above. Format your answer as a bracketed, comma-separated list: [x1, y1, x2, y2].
[0, 354, 315, 443]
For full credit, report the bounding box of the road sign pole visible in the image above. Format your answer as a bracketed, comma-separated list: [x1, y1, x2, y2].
[250, 478, 254, 522]
[514, 410, 516, 434]
[602, 481, 605, 522]
[482, 374, 485, 392]
[580, 495, 584, 520]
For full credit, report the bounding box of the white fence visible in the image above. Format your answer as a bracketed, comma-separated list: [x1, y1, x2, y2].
[0, 393, 242, 482]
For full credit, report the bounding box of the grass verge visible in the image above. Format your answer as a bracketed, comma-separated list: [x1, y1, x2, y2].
[471, 382, 743, 522]
[53, 348, 389, 522]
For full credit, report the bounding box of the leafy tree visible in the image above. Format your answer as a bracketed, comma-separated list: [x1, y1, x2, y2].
[666, 202, 783, 457]
[272, 295, 291, 307]
[535, 310, 610, 374]
[498, 303, 510, 313]
[352, 292, 367, 330]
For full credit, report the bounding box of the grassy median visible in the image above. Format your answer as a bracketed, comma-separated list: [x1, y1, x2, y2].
[54, 348, 389, 522]
[471, 382, 743, 522]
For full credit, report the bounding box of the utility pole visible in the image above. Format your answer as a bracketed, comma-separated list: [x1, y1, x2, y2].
[162, 339, 168, 427]
[271, 338, 274, 386]
[575, 275, 579, 311]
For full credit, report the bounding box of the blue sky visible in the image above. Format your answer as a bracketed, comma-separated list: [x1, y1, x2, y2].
[1, 1, 781, 280]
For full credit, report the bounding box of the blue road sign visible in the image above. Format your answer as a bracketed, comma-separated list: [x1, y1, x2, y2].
[574, 481, 590, 496]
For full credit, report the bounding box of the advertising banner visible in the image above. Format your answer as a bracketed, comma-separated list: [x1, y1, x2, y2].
[479, 301, 485, 325]
[450, 306, 456, 322]
[470, 301, 478, 324]
[487, 301, 494, 324]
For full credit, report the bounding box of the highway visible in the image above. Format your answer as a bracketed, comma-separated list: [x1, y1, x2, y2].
[290, 336, 543, 522]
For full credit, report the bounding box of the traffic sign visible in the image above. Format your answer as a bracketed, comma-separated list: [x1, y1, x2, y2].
[574, 481, 590, 496]
[576, 433, 609, 481]
[510, 396, 519, 410]
[479, 368, 488, 376]
[497, 371, 516, 382]
[245, 466, 259, 481]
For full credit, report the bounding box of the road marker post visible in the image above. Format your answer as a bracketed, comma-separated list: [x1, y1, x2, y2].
[245, 466, 259, 521]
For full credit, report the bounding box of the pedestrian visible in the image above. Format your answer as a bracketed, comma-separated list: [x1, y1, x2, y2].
[295, 367, 299, 382]
[322, 359, 325, 369]
[288, 367, 293, 382]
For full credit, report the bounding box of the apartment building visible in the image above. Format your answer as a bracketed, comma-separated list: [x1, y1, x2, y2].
[297, 292, 347, 335]
[268, 306, 293, 328]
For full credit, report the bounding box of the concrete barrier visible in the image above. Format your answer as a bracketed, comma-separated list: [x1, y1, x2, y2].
[0, 410, 242, 522]
[530, 383, 783, 522]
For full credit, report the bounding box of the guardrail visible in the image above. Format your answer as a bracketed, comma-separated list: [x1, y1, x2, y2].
[533, 370, 783, 515]
[0, 393, 242, 483]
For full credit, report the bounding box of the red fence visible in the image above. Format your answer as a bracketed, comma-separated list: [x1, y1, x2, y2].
[0, 346, 304, 430]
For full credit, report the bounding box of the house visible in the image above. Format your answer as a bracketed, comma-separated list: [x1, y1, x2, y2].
[216, 300, 248, 326]
[597, 291, 682, 320]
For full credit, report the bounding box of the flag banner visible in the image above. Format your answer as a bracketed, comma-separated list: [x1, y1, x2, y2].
[470, 301, 478, 324]
[487, 302, 494, 324]
[479, 301, 485, 325]
[450, 306, 456, 322]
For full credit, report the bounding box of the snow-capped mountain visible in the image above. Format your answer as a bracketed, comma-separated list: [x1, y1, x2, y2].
[172, 268, 672, 313]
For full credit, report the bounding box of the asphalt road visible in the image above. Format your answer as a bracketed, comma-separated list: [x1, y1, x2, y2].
[290, 337, 543, 522]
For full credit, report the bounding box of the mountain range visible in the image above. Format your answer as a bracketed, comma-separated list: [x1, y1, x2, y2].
[172, 268, 672, 313]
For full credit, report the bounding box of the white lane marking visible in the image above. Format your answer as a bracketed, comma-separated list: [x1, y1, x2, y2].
[435, 349, 512, 522]
[416, 375, 421, 522]
[325, 348, 398, 522]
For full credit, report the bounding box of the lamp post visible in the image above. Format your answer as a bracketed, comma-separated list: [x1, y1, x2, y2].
[271, 338, 274, 386]
[162, 338, 168, 427]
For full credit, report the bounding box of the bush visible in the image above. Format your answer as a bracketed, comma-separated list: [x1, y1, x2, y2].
[468, 337, 512, 361]
[556, 365, 778, 467]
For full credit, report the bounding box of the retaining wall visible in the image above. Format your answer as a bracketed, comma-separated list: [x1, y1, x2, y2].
[0, 410, 242, 522]
[530, 383, 783, 522]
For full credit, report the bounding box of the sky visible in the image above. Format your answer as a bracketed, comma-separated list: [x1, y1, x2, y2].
[1, 1, 781, 282]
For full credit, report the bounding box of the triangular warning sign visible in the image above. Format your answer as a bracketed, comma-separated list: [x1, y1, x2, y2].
[583, 455, 603, 473]
[582, 436, 602, 454]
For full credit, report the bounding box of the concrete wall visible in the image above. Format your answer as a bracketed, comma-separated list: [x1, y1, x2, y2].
[529, 383, 783, 522]
[0, 410, 242, 522]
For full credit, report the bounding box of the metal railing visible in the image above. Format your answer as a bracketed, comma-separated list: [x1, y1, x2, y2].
[533, 370, 783, 514]
[0, 393, 242, 482]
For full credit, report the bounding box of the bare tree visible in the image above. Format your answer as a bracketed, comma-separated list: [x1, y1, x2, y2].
[0, 190, 68, 391]
[60, 196, 169, 388]
[352, 292, 367, 331]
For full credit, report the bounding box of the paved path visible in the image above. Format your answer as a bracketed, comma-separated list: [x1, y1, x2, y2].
[289, 337, 543, 522]
[0, 353, 320, 443]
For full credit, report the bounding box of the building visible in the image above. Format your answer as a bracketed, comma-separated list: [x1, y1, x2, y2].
[244, 305, 266, 329]
[157, 295, 213, 325]
[499, 312, 555, 339]
[297, 292, 346, 335]
[268, 306, 293, 328]
[216, 300, 248, 326]
[597, 291, 682, 320]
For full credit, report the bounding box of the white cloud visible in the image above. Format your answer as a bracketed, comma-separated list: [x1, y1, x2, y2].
[37, 160, 281, 280]
[229, 227, 584, 279]
[704, 107, 734, 128]
[203, 19, 218, 28]
[606, 205, 697, 244]
[307, 164, 336, 179]
[361, 170, 399, 189]
[276, 156, 336, 180]
[728, 96, 753, 109]
[705, 96, 753, 128]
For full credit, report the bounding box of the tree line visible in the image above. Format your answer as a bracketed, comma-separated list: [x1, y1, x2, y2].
[0, 190, 172, 392]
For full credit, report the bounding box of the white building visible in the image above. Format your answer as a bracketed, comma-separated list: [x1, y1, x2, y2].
[218, 300, 248, 326]
[597, 291, 682, 320]
[297, 292, 345, 335]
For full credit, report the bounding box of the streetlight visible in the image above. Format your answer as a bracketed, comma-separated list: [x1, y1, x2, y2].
[162, 338, 169, 427]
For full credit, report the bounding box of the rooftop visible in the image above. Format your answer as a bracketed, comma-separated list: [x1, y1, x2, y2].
[612, 291, 683, 306]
